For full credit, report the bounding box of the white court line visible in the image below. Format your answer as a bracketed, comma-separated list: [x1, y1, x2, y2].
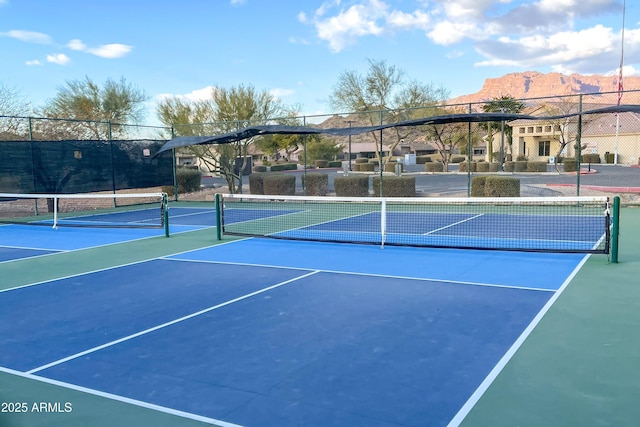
[26, 270, 320, 375]
[423, 213, 485, 235]
[445, 253, 591, 427]
[161, 257, 557, 293]
[0, 366, 243, 427]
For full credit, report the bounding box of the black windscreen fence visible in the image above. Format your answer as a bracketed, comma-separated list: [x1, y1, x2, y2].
[0, 140, 173, 194]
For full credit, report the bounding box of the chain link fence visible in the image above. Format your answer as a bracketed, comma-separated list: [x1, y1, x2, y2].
[1, 90, 639, 203]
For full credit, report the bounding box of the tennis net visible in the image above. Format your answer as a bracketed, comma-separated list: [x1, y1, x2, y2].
[217, 194, 612, 253]
[0, 192, 169, 233]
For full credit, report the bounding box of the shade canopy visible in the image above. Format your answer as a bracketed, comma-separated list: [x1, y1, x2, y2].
[155, 104, 640, 156]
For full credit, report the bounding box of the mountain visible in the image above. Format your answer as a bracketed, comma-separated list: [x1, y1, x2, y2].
[448, 71, 640, 105]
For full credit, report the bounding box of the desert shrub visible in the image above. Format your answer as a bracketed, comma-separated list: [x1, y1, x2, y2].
[527, 161, 547, 172]
[384, 162, 403, 173]
[302, 173, 329, 196]
[476, 161, 489, 172]
[249, 172, 267, 194]
[263, 174, 296, 195]
[425, 162, 444, 172]
[471, 176, 486, 196]
[514, 161, 528, 172]
[563, 158, 577, 172]
[459, 162, 477, 172]
[484, 176, 520, 197]
[372, 176, 416, 197]
[269, 163, 297, 171]
[582, 153, 601, 163]
[354, 163, 375, 172]
[334, 175, 369, 197]
[176, 167, 201, 194]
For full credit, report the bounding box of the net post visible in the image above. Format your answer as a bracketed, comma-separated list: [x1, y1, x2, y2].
[380, 198, 386, 249]
[163, 193, 170, 237]
[52, 196, 58, 229]
[215, 193, 222, 240]
[611, 196, 620, 263]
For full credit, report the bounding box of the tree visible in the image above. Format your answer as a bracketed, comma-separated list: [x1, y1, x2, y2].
[40, 76, 149, 140]
[329, 59, 449, 167]
[156, 84, 288, 193]
[420, 106, 473, 171]
[0, 83, 32, 139]
[480, 95, 526, 161]
[541, 98, 594, 172]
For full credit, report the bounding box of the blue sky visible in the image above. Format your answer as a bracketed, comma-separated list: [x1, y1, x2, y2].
[1, 0, 638, 122]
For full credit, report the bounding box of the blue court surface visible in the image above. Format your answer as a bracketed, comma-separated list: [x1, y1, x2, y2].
[0, 233, 588, 427]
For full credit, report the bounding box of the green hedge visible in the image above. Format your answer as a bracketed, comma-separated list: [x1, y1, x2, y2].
[253, 165, 267, 172]
[514, 160, 528, 172]
[527, 161, 547, 172]
[334, 175, 369, 197]
[416, 155, 432, 164]
[368, 159, 380, 166]
[175, 167, 202, 194]
[354, 163, 375, 172]
[476, 161, 489, 172]
[354, 158, 369, 164]
[471, 176, 486, 196]
[302, 173, 329, 196]
[372, 176, 416, 197]
[484, 176, 520, 197]
[582, 153, 601, 163]
[328, 160, 342, 168]
[263, 174, 296, 195]
[384, 162, 403, 173]
[450, 156, 465, 163]
[249, 172, 267, 194]
[504, 161, 514, 172]
[425, 162, 444, 172]
[459, 162, 477, 172]
[489, 162, 500, 172]
[563, 158, 577, 172]
[605, 152, 615, 164]
[270, 163, 297, 171]
[314, 159, 328, 168]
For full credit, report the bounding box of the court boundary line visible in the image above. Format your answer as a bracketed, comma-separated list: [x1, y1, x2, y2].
[423, 213, 484, 235]
[26, 270, 320, 375]
[160, 257, 558, 293]
[0, 366, 243, 427]
[0, 233, 243, 294]
[445, 253, 592, 427]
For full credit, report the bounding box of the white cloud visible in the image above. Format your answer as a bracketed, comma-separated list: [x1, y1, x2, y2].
[386, 9, 430, 30]
[270, 88, 295, 99]
[46, 53, 70, 65]
[230, 0, 245, 5]
[1, 29, 52, 44]
[315, 0, 388, 52]
[157, 86, 216, 102]
[67, 39, 87, 51]
[25, 59, 42, 66]
[86, 43, 132, 58]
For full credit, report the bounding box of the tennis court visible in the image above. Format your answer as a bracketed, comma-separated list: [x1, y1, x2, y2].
[1, 195, 639, 427]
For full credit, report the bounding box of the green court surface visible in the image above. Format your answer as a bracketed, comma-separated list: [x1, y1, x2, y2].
[1, 208, 639, 427]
